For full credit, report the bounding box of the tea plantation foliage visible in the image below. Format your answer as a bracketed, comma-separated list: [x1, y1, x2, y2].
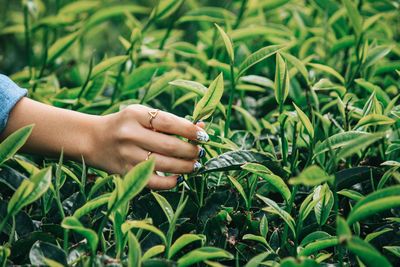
[1, 0, 400, 266]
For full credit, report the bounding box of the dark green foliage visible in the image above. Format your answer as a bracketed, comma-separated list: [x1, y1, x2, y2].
[1, 0, 400, 266]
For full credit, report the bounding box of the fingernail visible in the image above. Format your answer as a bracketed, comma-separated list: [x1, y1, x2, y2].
[176, 175, 184, 186]
[198, 148, 206, 158]
[196, 131, 209, 142]
[194, 162, 202, 171]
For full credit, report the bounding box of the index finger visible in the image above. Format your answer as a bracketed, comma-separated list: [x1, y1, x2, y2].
[134, 105, 209, 142]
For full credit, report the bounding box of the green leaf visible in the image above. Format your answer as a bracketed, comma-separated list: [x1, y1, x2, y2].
[227, 176, 249, 209]
[337, 216, 352, 241]
[308, 63, 345, 84]
[242, 234, 272, 250]
[29, 241, 67, 267]
[384, 246, 400, 258]
[280, 257, 321, 267]
[281, 52, 309, 84]
[192, 73, 224, 122]
[121, 220, 167, 245]
[337, 132, 385, 160]
[232, 105, 262, 134]
[257, 194, 296, 238]
[143, 245, 165, 261]
[46, 31, 80, 65]
[151, 191, 174, 224]
[178, 7, 236, 24]
[346, 236, 392, 267]
[337, 189, 364, 201]
[365, 229, 392, 243]
[274, 53, 290, 107]
[7, 167, 52, 217]
[73, 194, 110, 219]
[59, 1, 100, 15]
[364, 45, 392, 68]
[355, 114, 395, 129]
[91, 55, 128, 79]
[155, 0, 183, 21]
[355, 79, 390, 107]
[313, 184, 334, 226]
[293, 102, 314, 139]
[242, 163, 291, 203]
[342, 0, 363, 37]
[289, 165, 333, 186]
[0, 124, 34, 166]
[177, 247, 233, 267]
[143, 71, 180, 103]
[237, 44, 285, 79]
[314, 131, 370, 158]
[245, 252, 271, 267]
[203, 150, 285, 177]
[168, 234, 205, 259]
[297, 237, 339, 257]
[300, 231, 332, 247]
[85, 5, 149, 30]
[127, 232, 142, 267]
[111, 157, 155, 213]
[215, 23, 234, 62]
[260, 215, 268, 239]
[347, 185, 400, 225]
[61, 216, 98, 254]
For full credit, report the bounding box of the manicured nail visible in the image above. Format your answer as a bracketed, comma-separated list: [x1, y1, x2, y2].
[196, 131, 209, 142]
[194, 162, 202, 171]
[176, 175, 184, 186]
[198, 148, 206, 158]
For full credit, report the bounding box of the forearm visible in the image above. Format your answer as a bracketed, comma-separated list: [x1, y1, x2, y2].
[0, 97, 101, 163]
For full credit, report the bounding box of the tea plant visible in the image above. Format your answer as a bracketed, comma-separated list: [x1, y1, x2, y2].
[1, 0, 400, 266]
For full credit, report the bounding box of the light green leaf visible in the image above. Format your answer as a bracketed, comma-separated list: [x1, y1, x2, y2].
[384, 246, 400, 258]
[289, 165, 333, 186]
[346, 236, 392, 267]
[61, 216, 98, 254]
[143, 245, 165, 261]
[7, 167, 52, 217]
[342, 0, 363, 37]
[91, 55, 128, 79]
[168, 234, 205, 259]
[232, 105, 262, 134]
[337, 189, 364, 201]
[244, 252, 271, 267]
[237, 44, 285, 79]
[281, 52, 309, 84]
[313, 184, 334, 226]
[59, 1, 100, 14]
[242, 163, 291, 203]
[215, 23, 234, 63]
[355, 114, 395, 129]
[0, 124, 34, 166]
[127, 232, 141, 267]
[151, 191, 174, 223]
[337, 132, 385, 160]
[298, 237, 339, 257]
[155, 0, 183, 21]
[347, 185, 400, 225]
[308, 63, 345, 84]
[293, 102, 314, 139]
[192, 73, 224, 122]
[355, 79, 390, 107]
[257, 194, 296, 238]
[73, 194, 110, 219]
[47, 31, 80, 65]
[122, 220, 167, 245]
[143, 71, 180, 103]
[111, 158, 155, 213]
[243, 234, 271, 250]
[227, 176, 248, 209]
[365, 229, 392, 243]
[260, 215, 268, 239]
[274, 53, 290, 107]
[177, 247, 233, 267]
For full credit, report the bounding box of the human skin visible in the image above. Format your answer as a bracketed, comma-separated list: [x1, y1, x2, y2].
[0, 97, 207, 190]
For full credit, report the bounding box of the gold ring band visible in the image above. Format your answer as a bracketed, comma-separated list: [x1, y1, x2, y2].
[146, 151, 152, 160]
[148, 109, 159, 130]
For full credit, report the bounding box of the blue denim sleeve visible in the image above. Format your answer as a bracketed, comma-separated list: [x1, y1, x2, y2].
[0, 74, 28, 133]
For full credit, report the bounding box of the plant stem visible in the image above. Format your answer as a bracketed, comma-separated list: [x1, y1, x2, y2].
[234, 0, 248, 29]
[23, 5, 32, 80]
[225, 63, 236, 137]
[7, 216, 16, 245]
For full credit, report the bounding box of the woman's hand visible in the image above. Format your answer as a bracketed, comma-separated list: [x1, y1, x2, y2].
[1, 99, 208, 190]
[89, 104, 208, 189]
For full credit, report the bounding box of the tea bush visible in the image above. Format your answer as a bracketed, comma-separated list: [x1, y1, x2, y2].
[1, 0, 400, 266]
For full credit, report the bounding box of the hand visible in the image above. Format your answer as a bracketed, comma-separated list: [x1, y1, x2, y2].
[88, 104, 209, 190]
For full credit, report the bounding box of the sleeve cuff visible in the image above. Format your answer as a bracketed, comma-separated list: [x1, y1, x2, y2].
[0, 74, 28, 133]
